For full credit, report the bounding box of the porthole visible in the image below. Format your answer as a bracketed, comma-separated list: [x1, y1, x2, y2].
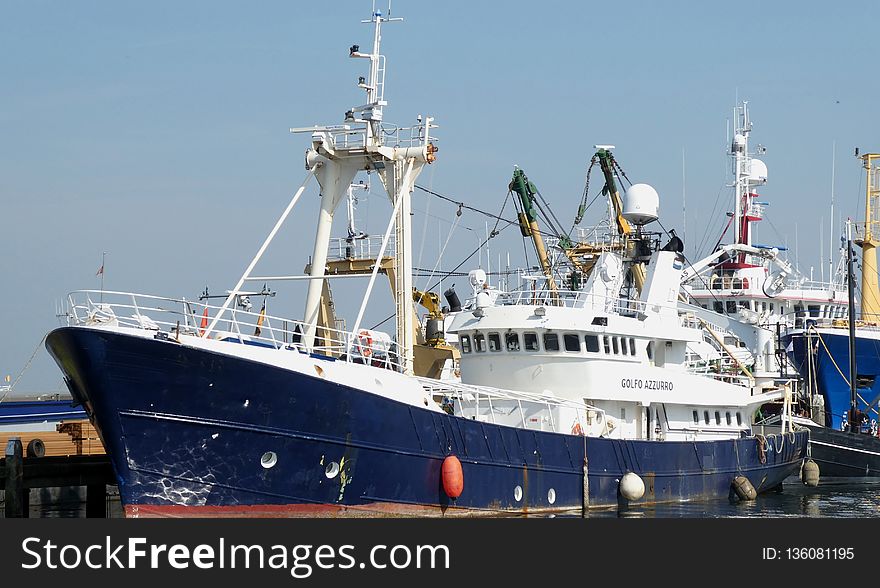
[514, 485, 523, 502]
[325, 461, 340, 479]
[547, 488, 556, 504]
[260, 451, 277, 469]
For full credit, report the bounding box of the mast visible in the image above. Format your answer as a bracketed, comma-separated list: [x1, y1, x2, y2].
[729, 102, 767, 264]
[293, 5, 437, 374]
[857, 153, 880, 321]
[846, 219, 858, 433]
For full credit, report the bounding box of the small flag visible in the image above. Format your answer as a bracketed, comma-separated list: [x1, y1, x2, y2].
[96, 264, 104, 276]
[254, 302, 266, 337]
[199, 307, 209, 337]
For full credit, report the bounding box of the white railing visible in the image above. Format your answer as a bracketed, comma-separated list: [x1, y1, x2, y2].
[416, 377, 609, 436]
[328, 235, 396, 261]
[62, 290, 404, 371]
[315, 123, 436, 152]
[499, 287, 681, 317]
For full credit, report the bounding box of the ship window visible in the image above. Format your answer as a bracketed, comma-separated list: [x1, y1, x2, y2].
[704, 411, 710, 425]
[620, 337, 628, 355]
[738, 300, 749, 309]
[714, 411, 721, 425]
[769, 303, 775, 312]
[733, 278, 742, 289]
[742, 278, 749, 288]
[726, 301, 737, 314]
[629, 338, 636, 356]
[693, 410, 699, 424]
[487, 332, 501, 352]
[585, 334, 600, 353]
[808, 305, 820, 318]
[474, 333, 486, 353]
[794, 304, 804, 316]
[736, 412, 743, 426]
[563, 333, 581, 352]
[505, 332, 521, 352]
[714, 301, 724, 313]
[603, 336, 611, 354]
[524, 332, 539, 351]
[646, 341, 654, 360]
[461, 335, 471, 354]
[726, 412, 732, 426]
[612, 337, 620, 355]
[620, 407, 626, 421]
[543, 333, 560, 352]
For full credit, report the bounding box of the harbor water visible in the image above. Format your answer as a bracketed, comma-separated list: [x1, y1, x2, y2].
[5, 482, 880, 518]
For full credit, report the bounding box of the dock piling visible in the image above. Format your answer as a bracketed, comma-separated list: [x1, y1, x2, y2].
[5, 438, 28, 518]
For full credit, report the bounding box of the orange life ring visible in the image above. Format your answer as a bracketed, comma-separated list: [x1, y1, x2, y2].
[357, 330, 373, 357]
[571, 422, 584, 436]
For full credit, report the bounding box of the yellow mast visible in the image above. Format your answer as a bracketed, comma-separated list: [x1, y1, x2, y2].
[858, 153, 880, 321]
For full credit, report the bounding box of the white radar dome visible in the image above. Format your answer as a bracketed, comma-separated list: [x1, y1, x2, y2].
[468, 269, 487, 289]
[748, 159, 768, 185]
[622, 183, 659, 226]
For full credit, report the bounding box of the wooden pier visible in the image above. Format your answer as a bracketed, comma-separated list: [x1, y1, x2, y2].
[1, 420, 114, 517]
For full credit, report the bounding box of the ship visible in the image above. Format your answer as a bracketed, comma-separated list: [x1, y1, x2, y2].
[782, 153, 880, 480]
[44, 7, 807, 517]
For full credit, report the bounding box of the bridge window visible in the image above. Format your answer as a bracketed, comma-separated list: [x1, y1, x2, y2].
[612, 337, 620, 355]
[808, 305, 820, 318]
[563, 333, 581, 352]
[726, 412, 732, 426]
[474, 333, 486, 353]
[714, 411, 721, 425]
[726, 301, 737, 314]
[524, 332, 539, 352]
[505, 332, 521, 352]
[704, 411, 710, 425]
[543, 333, 560, 352]
[629, 338, 636, 356]
[620, 337, 628, 355]
[714, 301, 724, 314]
[736, 412, 743, 426]
[461, 335, 471, 354]
[646, 341, 654, 360]
[585, 334, 600, 353]
[603, 336, 611, 354]
[693, 410, 699, 424]
[488, 332, 501, 352]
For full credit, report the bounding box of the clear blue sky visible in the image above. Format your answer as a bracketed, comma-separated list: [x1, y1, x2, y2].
[2, 0, 879, 393]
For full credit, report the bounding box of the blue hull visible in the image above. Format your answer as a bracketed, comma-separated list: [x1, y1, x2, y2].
[0, 399, 86, 427]
[784, 330, 880, 431]
[46, 327, 806, 517]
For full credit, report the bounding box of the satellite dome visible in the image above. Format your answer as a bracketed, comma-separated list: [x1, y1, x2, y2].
[748, 159, 768, 185]
[622, 183, 659, 226]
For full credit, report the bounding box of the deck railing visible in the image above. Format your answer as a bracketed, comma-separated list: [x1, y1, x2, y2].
[62, 290, 403, 371]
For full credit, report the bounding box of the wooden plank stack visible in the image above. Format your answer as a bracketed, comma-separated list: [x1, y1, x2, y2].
[0, 420, 105, 457]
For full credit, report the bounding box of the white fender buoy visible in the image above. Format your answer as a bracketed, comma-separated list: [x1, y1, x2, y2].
[619, 472, 645, 501]
[732, 475, 757, 501]
[801, 459, 820, 487]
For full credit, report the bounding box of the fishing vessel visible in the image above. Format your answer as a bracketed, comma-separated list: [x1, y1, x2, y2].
[44, 7, 807, 517]
[782, 154, 880, 480]
[681, 102, 848, 401]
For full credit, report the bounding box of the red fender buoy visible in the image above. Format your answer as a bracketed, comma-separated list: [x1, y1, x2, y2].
[441, 455, 464, 499]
